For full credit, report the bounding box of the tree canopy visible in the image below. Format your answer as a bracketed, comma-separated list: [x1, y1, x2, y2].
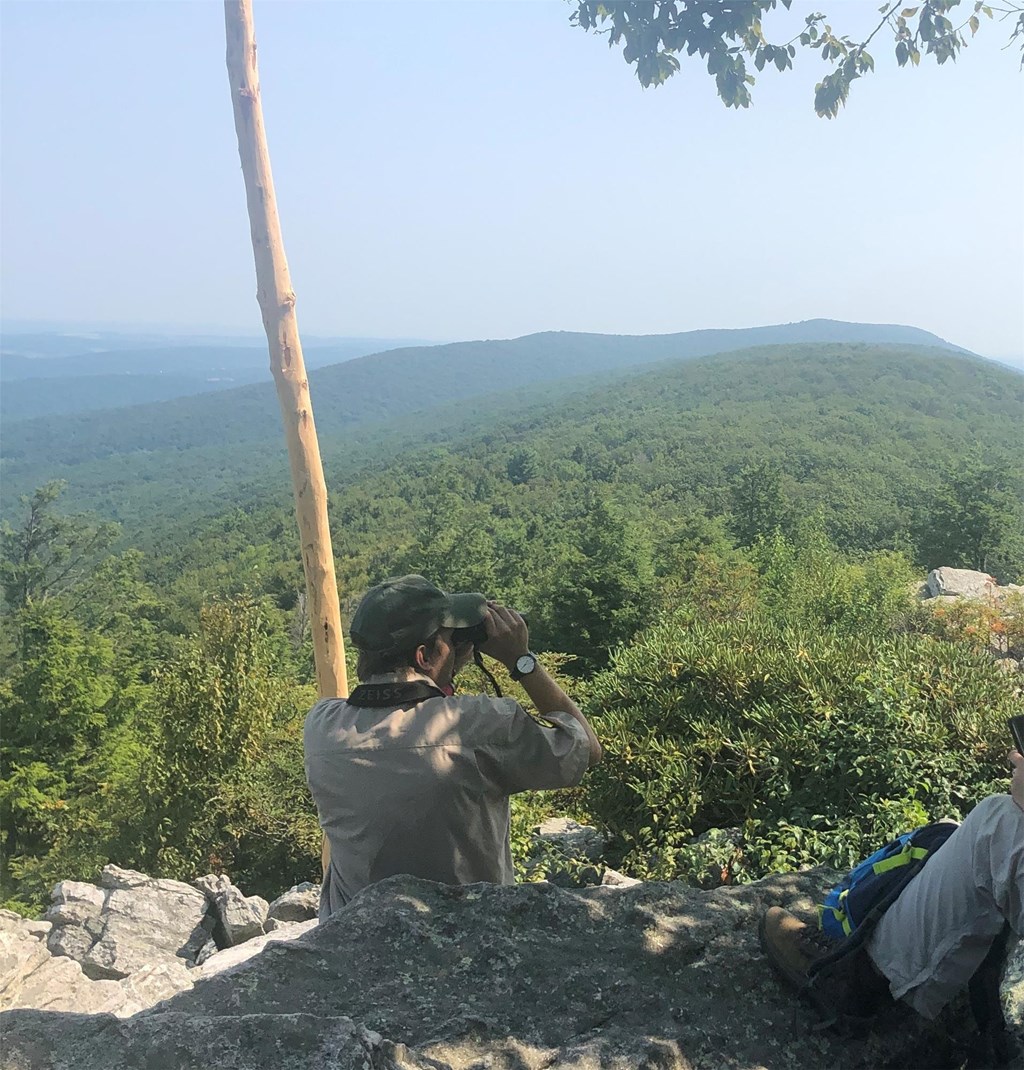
[571, 0, 1024, 117]
[1, 343, 1022, 913]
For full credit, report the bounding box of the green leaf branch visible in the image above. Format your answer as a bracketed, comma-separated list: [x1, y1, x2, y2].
[570, 0, 1024, 116]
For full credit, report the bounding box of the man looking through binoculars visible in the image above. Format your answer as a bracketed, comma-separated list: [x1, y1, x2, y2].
[304, 575, 601, 920]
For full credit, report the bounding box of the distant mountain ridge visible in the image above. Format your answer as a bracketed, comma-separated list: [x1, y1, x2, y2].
[1, 340, 1019, 538]
[0, 331, 431, 368]
[0, 336, 438, 423]
[330, 319, 965, 388]
[0, 319, 969, 466]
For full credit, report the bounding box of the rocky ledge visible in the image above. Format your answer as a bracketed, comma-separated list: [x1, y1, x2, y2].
[2, 869, 1021, 1070]
[0, 865, 320, 1023]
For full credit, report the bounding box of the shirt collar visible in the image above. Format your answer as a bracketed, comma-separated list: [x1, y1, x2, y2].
[359, 668, 454, 697]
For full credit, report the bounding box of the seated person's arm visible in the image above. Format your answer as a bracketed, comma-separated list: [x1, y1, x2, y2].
[480, 602, 601, 767]
[1011, 750, 1023, 813]
[515, 663, 602, 766]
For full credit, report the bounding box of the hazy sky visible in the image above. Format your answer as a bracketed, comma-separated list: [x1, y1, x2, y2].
[2, 1, 1022, 359]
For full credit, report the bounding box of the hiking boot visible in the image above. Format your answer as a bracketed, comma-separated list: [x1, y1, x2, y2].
[759, 906, 833, 990]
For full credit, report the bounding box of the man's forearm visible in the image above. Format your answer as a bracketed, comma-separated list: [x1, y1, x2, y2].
[478, 601, 601, 766]
[518, 665, 602, 766]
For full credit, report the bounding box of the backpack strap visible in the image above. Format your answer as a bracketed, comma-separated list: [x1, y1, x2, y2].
[870, 845, 930, 874]
[818, 890, 855, 937]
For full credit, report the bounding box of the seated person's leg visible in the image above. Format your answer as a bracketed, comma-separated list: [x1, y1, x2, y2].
[867, 794, 1024, 1019]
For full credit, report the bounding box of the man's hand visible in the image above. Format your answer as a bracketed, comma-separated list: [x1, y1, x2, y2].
[478, 602, 529, 670]
[1011, 750, 1023, 814]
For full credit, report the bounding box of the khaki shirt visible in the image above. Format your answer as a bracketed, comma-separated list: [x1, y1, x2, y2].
[303, 671, 591, 920]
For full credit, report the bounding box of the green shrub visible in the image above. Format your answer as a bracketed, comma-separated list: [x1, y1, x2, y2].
[209, 712, 324, 897]
[581, 610, 1016, 881]
[138, 595, 319, 892]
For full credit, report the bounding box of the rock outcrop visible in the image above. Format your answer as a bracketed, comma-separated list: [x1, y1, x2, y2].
[0, 907, 192, 1018]
[194, 873, 269, 947]
[2, 871, 1021, 1070]
[46, 867, 210, 981]
[0, 867, 318, 1021]
[919, 566, 1024, 674]
[266, 882, 319, 925]
[926, 567, 1003, 601]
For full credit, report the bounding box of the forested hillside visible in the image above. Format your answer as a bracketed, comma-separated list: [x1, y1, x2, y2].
[1, 340, 1021, 914]
[9, 342, 1019, 576]
[0, 319, 962, 495]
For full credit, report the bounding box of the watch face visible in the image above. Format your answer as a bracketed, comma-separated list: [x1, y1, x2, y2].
[516, 654, 536, 675]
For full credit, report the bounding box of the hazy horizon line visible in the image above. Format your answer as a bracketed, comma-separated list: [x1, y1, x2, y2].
[3, 316, 1023, 367]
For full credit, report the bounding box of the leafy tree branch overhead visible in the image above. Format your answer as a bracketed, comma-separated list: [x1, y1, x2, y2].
[570, 0, 1024, 116]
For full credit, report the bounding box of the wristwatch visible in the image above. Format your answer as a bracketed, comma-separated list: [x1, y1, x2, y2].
[510, 652, 538, 680]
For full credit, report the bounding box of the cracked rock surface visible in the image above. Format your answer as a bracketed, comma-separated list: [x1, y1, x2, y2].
[45, 867, 210, 981]
[3, 870, 1020, 1070]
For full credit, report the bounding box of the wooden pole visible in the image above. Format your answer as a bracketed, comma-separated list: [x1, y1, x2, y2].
[224, 0, 347, 702]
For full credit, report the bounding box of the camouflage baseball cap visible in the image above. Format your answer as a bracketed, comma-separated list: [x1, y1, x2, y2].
[350, 574, 487, 653]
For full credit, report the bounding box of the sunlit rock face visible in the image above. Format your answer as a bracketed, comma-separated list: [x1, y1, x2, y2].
[0, 866, 319, 1022]
[2, 870, 1020, 1070]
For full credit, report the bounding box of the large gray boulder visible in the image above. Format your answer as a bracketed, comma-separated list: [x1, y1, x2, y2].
[44, 880, 105, 963]
[0, 911, 50, 941]
[3, 871, 1019, 1070]
[193, 920, 317, 980]
[0, 946, 127, 1016]
[266, 882, 320, 924]
[194, 874, 268, 947]
[45, 865, 211, 980]
[0, 1013, 439, 1070]
[926, 567, 998, 600]
[0, 921, 193, 1018]
[0, 928, 53, 1007]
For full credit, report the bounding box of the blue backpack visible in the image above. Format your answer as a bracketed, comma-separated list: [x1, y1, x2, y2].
[816, 820, 958, 941]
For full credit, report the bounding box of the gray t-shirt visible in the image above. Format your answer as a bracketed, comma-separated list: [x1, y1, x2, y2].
[303, 671, 591, 920]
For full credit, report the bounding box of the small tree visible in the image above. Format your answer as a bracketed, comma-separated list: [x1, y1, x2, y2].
[145, 595, 296, 879]
[0, 608, 118, 892]
[507, 447, 541, 486]
[539, 494, 656, 667]
[913, 457, 1024, 582]
[729, 460, 794, 548]
[0, 482, 118, 619]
